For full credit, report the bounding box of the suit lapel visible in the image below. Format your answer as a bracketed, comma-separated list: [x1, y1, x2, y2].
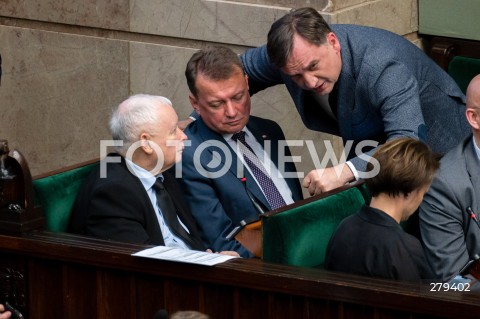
[196, 118, 240, 178]
[118, 156, 166, 246]
[334, 36, 358, 141]
[464, 137, 480, 213]
[196, 118, 271, 210]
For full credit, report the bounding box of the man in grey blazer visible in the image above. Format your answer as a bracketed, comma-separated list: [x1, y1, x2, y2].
[241, 7, 470, 195]
[178, 46, 303, 257]
[419, 74, 480, 281]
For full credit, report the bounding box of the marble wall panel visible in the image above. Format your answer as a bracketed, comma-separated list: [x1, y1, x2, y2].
[0, 25, 129, 175]
[130, 0, 416, 48]
[129, 43, 198, 120]
[231, 0, 366, 12]
[331, 0, 418, 35]
[0, 0, 129, 30]
[130, 0, 289, 47]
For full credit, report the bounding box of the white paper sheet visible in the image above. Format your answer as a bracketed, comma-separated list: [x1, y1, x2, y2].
[132, 246, 238, 266]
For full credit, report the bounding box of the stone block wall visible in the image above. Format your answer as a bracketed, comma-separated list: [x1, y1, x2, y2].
[0, 0, 419, 178]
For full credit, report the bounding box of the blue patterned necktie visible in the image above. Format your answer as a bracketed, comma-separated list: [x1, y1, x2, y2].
[232, 131, 286, 210]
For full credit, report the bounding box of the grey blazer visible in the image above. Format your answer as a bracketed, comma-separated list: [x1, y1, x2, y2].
[419, 136, 480, 281]
[241, 24, 470, 172]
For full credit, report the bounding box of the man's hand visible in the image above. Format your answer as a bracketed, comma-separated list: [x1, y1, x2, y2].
[303, 164, 354, 196]
[218, 251, 240, 257]
[0, 304, 11, 319]
[206, 249, 240, 257]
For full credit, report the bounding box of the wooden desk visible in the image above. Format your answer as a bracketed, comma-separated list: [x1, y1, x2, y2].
[1, 231, 479, 319]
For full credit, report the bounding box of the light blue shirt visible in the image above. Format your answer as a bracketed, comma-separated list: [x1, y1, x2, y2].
[473, 137, 480, 161]
[125, 159, 190, 249]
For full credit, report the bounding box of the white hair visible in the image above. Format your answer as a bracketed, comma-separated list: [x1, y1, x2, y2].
[109, 94, 172, 155]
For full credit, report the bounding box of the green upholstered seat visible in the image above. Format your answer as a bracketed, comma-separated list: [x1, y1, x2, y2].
[448, 56, 480, 94]
[262, 184, 369, 268]
[33, 162, 98, 232]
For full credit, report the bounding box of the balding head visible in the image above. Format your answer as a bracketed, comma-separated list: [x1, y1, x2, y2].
[466, 74, 480, 110]
[465, 75, 480, 143]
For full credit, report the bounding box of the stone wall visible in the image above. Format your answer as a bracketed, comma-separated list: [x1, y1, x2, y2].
[0, 0, 419, 177]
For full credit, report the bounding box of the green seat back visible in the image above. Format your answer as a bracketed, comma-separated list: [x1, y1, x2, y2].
[262, 184, 369, 268]
[448, 56, 480, 94]
[33, 162, 98, 232]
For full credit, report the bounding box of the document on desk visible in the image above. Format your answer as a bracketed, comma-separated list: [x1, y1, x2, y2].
[132, 246, 239, 266]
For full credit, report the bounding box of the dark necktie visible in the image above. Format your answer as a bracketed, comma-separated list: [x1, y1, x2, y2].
[152, 178, 195, 248]
[232, 131, 286, 210]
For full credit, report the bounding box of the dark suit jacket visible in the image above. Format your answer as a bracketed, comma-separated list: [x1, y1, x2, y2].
[420, 135, 480, 281]
[325, 205, 433, 282]
[68, 155, 205, 250]
[178, 116, 303, 257]
[241, 24, 470, 172]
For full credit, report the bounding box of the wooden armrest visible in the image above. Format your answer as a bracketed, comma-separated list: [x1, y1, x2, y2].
[235, 225, 262, 258]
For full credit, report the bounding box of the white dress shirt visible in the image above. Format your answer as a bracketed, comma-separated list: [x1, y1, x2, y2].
[125, 159, 190, 249]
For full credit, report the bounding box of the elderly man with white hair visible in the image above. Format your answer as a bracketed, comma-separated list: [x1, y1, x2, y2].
[69, 94, 237, 256]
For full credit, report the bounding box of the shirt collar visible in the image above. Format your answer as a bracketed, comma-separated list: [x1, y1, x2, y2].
[125, 158, 163, 191]
[473, 137, 480, 161]
[223, 126, 251, 142]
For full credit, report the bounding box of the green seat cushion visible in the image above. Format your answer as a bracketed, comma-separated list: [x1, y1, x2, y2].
[448, 56, 480, 94]
[262, 185, 367, 268]
[33, 162, 98, 232]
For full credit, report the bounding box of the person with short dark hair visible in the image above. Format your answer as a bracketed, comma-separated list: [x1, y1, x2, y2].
[325, 138, 438, 281]
[241, 7, 469, 195]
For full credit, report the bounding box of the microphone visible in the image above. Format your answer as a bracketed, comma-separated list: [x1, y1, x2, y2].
[467, 207, 480, 229]
[225, 177, 267, 240]
[4, 301, 24, 319]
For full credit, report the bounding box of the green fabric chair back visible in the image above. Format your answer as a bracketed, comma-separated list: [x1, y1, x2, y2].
[448, 56, 480, 94]
[33, 162, 98, 232]
[262, 184, 369, 268]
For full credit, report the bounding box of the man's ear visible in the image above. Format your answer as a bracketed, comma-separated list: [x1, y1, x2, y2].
[189, 94, 200, 114]
[327, 32, 341, 53]
[140, 133, 154, 155]
[466, 108, 480, 130]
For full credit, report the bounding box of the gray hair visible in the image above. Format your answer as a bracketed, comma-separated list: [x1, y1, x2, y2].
[109, 94, 172, 155]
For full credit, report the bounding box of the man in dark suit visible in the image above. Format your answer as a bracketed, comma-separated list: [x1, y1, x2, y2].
[420, 74, 480, 281]
[69, 94, 235, 254]
[178, 46, 303, 257]
[241, 7, 470, 195]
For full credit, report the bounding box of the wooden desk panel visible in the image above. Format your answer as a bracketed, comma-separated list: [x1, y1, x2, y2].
[0, 231, 479, 319]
